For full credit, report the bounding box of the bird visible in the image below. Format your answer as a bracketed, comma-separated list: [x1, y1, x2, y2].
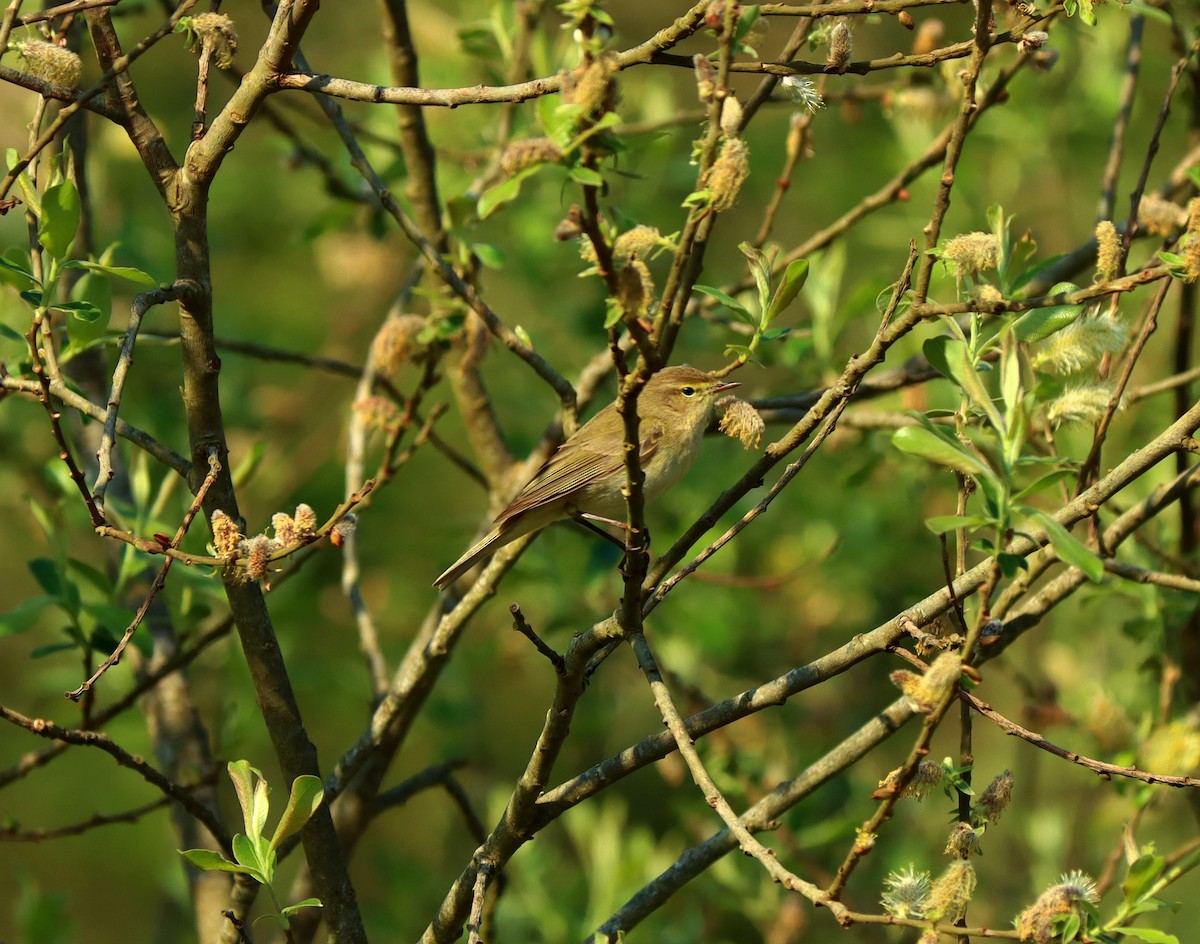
[434, 365, 739, 589]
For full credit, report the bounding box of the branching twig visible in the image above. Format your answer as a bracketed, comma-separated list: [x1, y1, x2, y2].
[966, 691, 1200, 788]
[67, 449, 221, 700]
[0, 703, 230, 851]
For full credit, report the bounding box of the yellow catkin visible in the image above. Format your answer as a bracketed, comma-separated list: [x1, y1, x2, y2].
[16, 40, 82, 88]
[1095, 220, 1121, 281]
[191, 13, 238, 68]
[943, 232, 1000, 277]
[499, 138, 563, 175]
[704, 137, 750, 212]
[717, 397, 764, 449]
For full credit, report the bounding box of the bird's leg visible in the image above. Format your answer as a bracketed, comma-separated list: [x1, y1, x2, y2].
[570, 512, 651, 579]
[570, 511, 652, 555]
[569, 511, 628, 550]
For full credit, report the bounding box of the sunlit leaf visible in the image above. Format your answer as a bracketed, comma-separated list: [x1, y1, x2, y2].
[892, 426, 989, 478]
[1029, 511, 1104, 582]
[61, 259, 157, 286]
[38, 180, 80, 260]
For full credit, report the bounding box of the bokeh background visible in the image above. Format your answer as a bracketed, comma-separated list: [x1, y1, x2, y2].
[1, 1, 1198, 941]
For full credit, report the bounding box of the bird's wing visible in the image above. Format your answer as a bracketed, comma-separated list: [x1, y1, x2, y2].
[497, 418, 663, 524]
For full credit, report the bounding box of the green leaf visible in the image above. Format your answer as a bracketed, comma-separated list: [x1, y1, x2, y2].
[8, 148, 41, 219]
[997, 552, 1029, 576]
[739, 242, 773, 312]
[231, 833, 269, 883]
[0, 255, 39, 288]
[766, 258, 809, 321]
[0, 595, 58, 635]
[942, 338, 1005, 433]
[28, 557, 64, 597]
[923, 336, 955, 383]
[178, 849, 254, 875]
[471, 243, 505, 269]
[280, 899, 323, 917]
[692, 284, 754, 324]
[231, 441, 267, 490]
[61, 259, 157, 286]
[1123, 853, 1166, 906]
[1015, 297, 1082, 343]
[65, 271, 112, 347]
[925, 514, 989, 535]
[38, 180, 81, 260]
[1056, 911, 1081, 943]
[1116, 930, 1179, 944]
[892, 426, 989, 478]
[227, 760, 270, 841]
[1013, 469, 1074, 501]
[50, 301, 104, 323]
[1029, 511, 1104, 582]
[477, 165, 540, 220]
[0, 321, 25, 344]
[567, 165, 604, 188]
[269, 775, 324, 851]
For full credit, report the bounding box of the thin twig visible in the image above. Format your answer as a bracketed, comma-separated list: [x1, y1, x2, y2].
[0, 703, 230, 851]
[93, 283, 195, 506]
[67, 449, 221, 700]
[966, 691, 1200, 788]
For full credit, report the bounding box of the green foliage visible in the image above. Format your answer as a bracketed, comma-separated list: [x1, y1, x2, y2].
[180, 761, 324, 930]
[894, 207, 1109, 583]
[694, 242, 807, 363]
[2, 2, 1199, 943]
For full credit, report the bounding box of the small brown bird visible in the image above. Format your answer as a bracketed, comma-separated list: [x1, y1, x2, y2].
[434, 366, 739, 589]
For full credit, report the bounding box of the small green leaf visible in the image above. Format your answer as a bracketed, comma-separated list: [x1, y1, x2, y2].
[0, 255, 39, 287]
[231, 441, 267, 490]
[692, 284, 754, 324]
[269, 775, 324, 851]
[38, 180, 81, 260]
[567, 165, 604, 188]
[892, 426, 989, 478]
[997, 552, 1029, 576]
[231, 833, 269, 883]
[940, 338, 1005, 433]
[1123, 853, 1166, 906]
[179, 849, 252, 875]
[1029, 511, 1104, 582]
[8, 148, 41, 219]
[280, 899, 323, 918]
[477, 166, 540, 220]
[0, 595, 58, 635]
[50, 301, 104, 323]
[65, 272, 112, 347]
[471, 243, 505, 269]
[61, 259, 157, 286]
[766, 258, 809, 321]
[1013, 469, 1074, 501]
[923, 336, 955, 383]
[925, 514, 989, 535]
[228, 760, 270, 841]
[1015, 298, 1083, 343]
[1056, 911, 1081, 943]
[28, 557, 64, 597]
[1116, 929, 1179, 944]
[739, 242, 773, 312]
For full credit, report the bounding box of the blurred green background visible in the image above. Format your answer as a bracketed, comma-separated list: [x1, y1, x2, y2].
[1, 1, 1198, 941]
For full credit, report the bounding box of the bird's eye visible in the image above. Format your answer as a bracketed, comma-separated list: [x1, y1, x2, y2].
[681, 386, 696, 397]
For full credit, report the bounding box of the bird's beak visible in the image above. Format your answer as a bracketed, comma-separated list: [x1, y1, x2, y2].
[713, 381, 741, 394]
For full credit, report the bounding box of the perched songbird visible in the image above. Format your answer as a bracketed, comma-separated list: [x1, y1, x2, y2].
[434, 366, 739, 589]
